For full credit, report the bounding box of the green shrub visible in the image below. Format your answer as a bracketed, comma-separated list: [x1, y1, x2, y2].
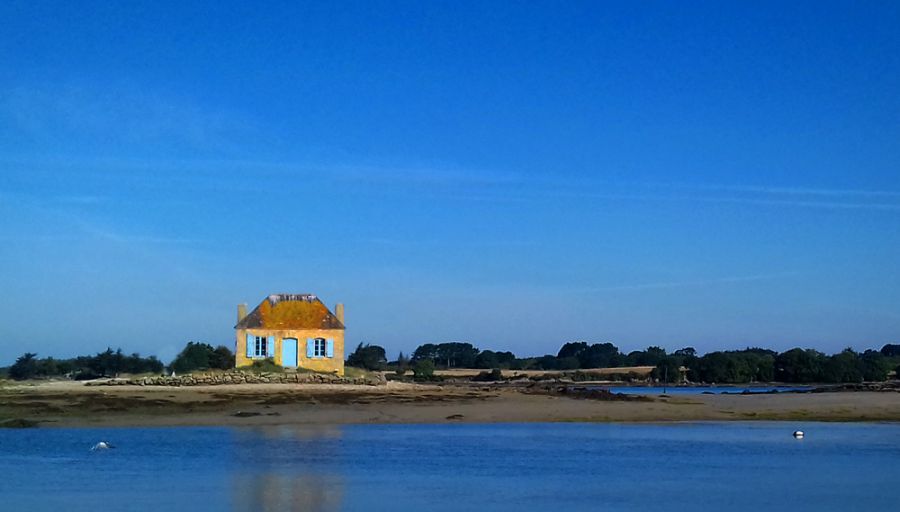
[472, 368, 504, 382]
[412, 359, 436, 381]
[171, 342, 234, 373]
[556, 356, 580, 370]
[9, 353, 38, 380]
[571, 370, 606, 382]
[238, 359, 284, 373]
[347, 343, 388, 370]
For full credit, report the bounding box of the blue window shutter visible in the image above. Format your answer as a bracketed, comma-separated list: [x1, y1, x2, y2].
[267, 336, 275, 357]
[306, 338, 315, 358]
[326, 338, 334, 358]
[246, 334, 254, 357]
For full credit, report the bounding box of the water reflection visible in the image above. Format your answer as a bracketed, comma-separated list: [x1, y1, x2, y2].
[231, 425, 345, 512]
[3, 423, 898, 512]
[233, 472, 342, 512]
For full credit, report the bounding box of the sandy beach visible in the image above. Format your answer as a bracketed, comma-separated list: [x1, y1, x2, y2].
[2, 380, 899, 428]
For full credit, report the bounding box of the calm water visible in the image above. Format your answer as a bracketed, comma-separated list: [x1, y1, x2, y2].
[599, 385, 814, 395]
[1, 422, 897, 512]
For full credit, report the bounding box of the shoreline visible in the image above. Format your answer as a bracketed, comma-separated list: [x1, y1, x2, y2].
[2, 380, 899, 428]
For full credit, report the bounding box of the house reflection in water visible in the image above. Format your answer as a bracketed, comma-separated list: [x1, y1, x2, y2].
[230, 426, 345, 512]
[232, 472, 342, 512]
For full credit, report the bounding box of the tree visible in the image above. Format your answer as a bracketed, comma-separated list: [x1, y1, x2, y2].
[754, 354, 776, 382]
[674, 347, 697, 358]
[724, 355, 754, 383]
[9, 353, 39, 380]
[880, 344, 900, 357]
[123, 352, 165, 374]
[823, 348, 863, 383]
[411, 343, 439, 361]
[38, 357, 59, 377]
[394, 351, 410, 376]
[641, 346, 667, 366]
[170, 342, 232, 373]
[694, 351, 730, 383]
[557, 341, 589, 359]
[209, 346, 235, 370]
[347, 343, 388, 370]
[556, 356, 580, 370]
[673, 347, 699, 371]
[412, 359, 435, 381]
[411, 342, 479, 368]
[435, 342, 479, 368]
[621, 347, 667, 367]
[90, 348, 117, 376]
[775, 348, 826, 383]
[536, 355, 559, 370]
[396, 351, 409, 370]
[652, 357, 681, 385]
[860, 350, 890, 381]
[510, 357, 537, 370]
[475, 350, 499, 368]
[687, 349, 777, 384]
[578, 343, 621, 369]
[475, 350, 516, 369]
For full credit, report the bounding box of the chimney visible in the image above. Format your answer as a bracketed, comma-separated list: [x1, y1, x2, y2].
[335, 303, 344, 324]
[237, 303, 248, 323]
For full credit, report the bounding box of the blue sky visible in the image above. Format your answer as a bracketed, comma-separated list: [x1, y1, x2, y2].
[1, 1, 898, 364]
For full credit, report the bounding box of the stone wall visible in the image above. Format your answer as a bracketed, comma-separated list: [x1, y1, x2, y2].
[86, 370, 385, 387]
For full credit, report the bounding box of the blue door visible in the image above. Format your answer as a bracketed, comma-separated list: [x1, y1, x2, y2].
[281, 338, 298, 367]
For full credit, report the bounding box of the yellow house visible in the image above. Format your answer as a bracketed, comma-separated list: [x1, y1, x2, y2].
[235, 294, 345, 375]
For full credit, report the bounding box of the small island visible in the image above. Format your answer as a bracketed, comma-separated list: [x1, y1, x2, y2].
[3, 334, 899, 428]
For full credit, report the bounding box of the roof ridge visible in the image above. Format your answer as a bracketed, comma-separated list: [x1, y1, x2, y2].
[267, 293, 318, 304]
[235, 293, 344, 330]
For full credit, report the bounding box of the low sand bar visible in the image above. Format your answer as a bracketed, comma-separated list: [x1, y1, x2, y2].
[2, 380, 899, 428]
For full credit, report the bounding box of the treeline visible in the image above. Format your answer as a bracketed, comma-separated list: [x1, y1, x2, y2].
[6, 349, 165, 381]
[346, 341, 900, 384]
[4, 342, 235, 381]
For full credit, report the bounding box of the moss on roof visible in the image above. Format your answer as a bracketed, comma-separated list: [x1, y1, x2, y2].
[235, 294, 344, 330]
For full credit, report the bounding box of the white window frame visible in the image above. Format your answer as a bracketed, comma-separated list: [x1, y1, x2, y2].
[314, 338, 327, 358]
[254, 336, 268, 357]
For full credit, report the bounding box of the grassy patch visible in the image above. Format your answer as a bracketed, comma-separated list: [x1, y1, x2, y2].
[237, 360, 285, 374]
[344, 367, 379, 380]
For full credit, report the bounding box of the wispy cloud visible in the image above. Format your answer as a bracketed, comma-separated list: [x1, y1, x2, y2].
[666, 183, 900, 199]
[0, 190, 200, 246]
[450, 180, 900, 212]
[326, 163, 522, 188]
[585, 272, 800, 292]
[3, 145, 899, 213]
[686, 194, 900, 211]
[66, 215, 201, 246]
[54, 195, 107, 205]
[364, 236, 538, 248]
[0, 83, 255, 152]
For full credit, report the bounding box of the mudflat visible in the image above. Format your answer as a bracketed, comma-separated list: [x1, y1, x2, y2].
[1, 380, 899, 428]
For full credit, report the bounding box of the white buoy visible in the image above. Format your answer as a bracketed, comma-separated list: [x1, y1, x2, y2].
[793, 430, 804, 439]
[91, 441, 113, 451]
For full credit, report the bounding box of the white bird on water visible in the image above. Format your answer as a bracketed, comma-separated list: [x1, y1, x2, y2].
[793, 430, 804, 439]
[90, 441, 114, 451]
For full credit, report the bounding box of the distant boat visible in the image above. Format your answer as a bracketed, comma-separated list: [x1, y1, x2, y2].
[793, 430, 804, 439]
[91, 441, 114, 451]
